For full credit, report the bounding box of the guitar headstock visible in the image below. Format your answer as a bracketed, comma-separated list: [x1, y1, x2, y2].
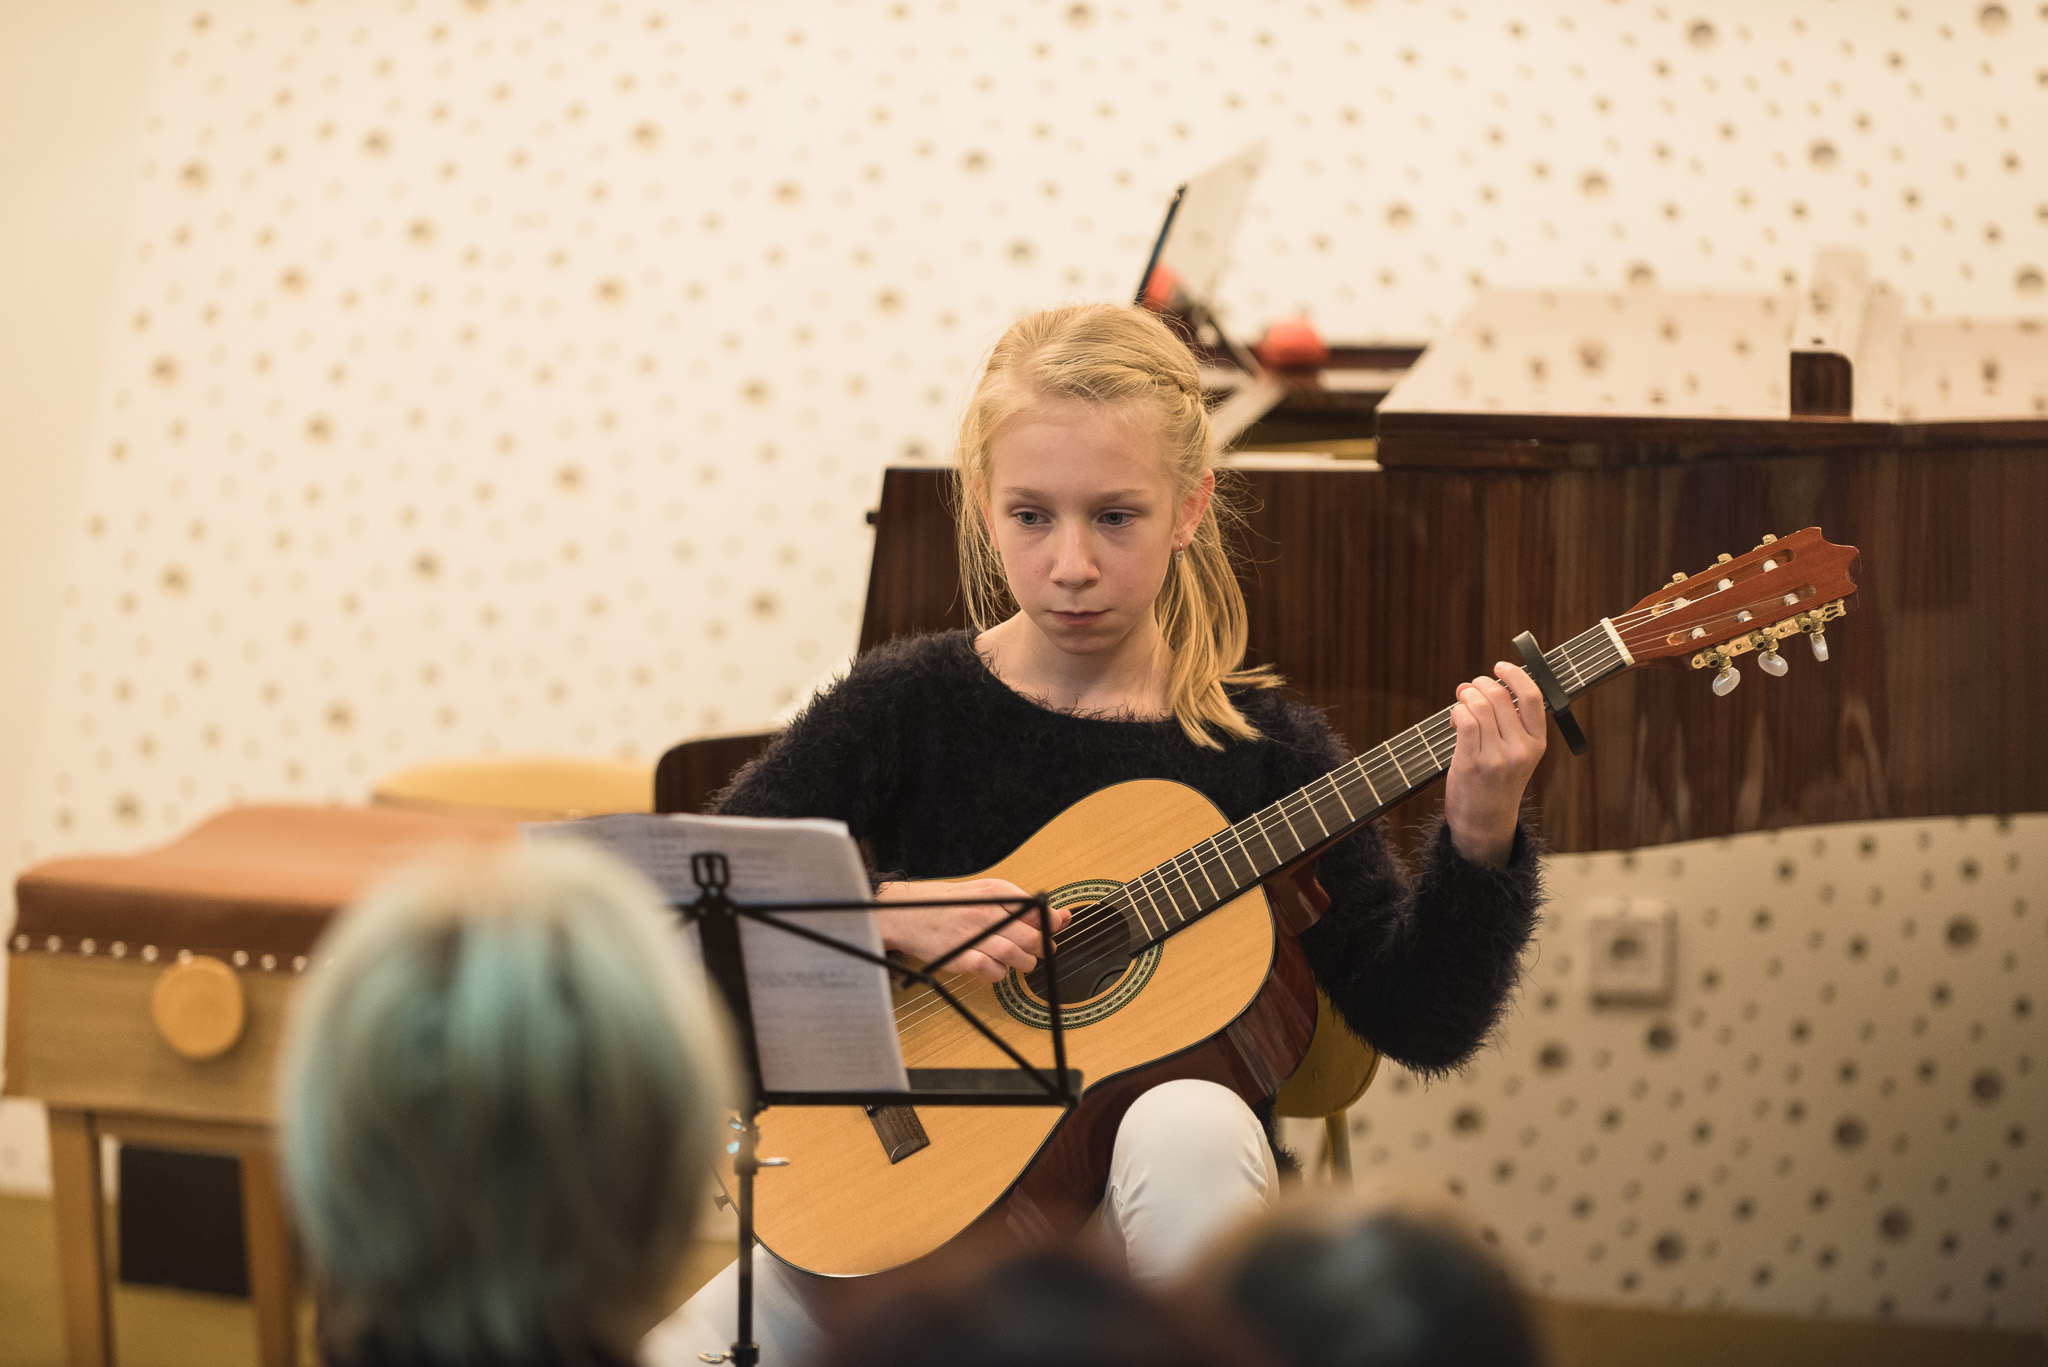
[1611, 528, 1861, 694]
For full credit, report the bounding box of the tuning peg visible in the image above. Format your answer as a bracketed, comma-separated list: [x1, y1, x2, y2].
[1716, 553, 1733, 564]
[1758, 645, 1789, 676]
[1808, 626, 1829, 662]
[1712, 662, 1741, 696]
[1761, 533, 1778, 545]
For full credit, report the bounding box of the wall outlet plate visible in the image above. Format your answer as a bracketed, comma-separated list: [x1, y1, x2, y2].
[1586, 897, 1676, 1006]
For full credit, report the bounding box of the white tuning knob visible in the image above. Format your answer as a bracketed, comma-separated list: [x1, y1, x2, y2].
[1809, 631, 1829, 662]
[1712, 664, 1742, 696]
[1758, 647, 1789, 677]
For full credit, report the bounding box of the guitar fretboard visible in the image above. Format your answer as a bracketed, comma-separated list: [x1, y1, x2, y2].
[1104, 622, 1627, 947]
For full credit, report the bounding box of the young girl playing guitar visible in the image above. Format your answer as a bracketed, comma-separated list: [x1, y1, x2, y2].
[649, 302, 1547, 1366]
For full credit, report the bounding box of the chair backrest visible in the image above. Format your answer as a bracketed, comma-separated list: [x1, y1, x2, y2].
[653, 730, 779, 814]
[371, 756, 652, 820]
[1271, 989, 1382, 1120]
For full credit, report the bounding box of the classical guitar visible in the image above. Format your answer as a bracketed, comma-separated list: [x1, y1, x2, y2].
[732, 528, 1863, 1276]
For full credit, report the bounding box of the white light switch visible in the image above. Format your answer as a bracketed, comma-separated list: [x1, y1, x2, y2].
[1586, 898, 1676, 1006]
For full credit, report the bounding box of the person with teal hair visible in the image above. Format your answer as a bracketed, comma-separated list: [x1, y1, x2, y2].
[279, 842, 736, 1367]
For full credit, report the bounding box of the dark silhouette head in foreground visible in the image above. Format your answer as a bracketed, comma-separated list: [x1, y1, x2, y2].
[812, 1248, 1267, 1367]
[1198, 1201, 1546, 1367]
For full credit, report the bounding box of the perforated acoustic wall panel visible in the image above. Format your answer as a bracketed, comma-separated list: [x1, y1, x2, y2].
[1339, 814, 2044, 1328]
[2, 0, 2043, 1326]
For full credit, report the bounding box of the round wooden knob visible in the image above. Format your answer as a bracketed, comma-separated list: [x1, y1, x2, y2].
[151, 956, 246, 1061]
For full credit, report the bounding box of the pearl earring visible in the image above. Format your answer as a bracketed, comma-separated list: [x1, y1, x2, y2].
[1173, 545, 1186, 564]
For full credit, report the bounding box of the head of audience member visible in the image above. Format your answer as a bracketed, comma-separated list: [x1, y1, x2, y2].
[1194, 1192, 1546, 1367]
[812, 1248, 1269, 1367]
[279, 842, 734, 1367]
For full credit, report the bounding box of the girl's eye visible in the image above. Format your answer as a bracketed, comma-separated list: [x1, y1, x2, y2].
[1100, 511, 1135, 528]
[1013, 509, 1048, 527]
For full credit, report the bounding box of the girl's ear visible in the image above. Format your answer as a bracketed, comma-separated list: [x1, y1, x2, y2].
[1178, 469, 1216, 545]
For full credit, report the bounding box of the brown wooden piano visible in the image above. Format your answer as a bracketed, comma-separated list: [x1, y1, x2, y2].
[726, 259, 2047, 853]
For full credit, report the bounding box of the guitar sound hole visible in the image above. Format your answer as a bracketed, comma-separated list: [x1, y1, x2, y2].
[1024, 937, 1134, 1005]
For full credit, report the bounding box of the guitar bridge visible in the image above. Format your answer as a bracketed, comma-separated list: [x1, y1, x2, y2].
[864, 1104, 930, 1163]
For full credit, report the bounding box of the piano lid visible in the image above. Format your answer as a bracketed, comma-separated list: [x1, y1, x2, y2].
[1376, 249, 2048, 466]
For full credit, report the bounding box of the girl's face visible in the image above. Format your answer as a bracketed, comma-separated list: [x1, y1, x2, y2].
[983, 398, 1212, 659]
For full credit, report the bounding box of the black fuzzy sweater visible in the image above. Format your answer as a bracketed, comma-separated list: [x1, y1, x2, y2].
[716, 631, 1541, 1078]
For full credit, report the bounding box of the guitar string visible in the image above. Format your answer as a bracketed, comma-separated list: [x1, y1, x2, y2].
[881, 622, 1625, 1035]
[881, 626, 1626, 1043]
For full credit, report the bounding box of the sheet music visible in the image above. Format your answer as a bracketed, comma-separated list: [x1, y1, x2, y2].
[522, 812, 910, 1094]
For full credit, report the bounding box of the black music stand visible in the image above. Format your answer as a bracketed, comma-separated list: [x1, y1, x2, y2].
[676, 852, 1084, 1367]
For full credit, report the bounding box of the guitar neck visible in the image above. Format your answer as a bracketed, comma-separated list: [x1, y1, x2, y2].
[1111, 621, 1630, 947]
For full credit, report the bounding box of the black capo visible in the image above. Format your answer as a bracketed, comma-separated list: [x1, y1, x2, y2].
[1512, 630, 1588, 757]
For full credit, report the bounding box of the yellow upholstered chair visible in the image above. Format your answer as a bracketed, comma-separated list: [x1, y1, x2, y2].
[372, 755, 653, 821]
[1271, 992, 1382, 1183]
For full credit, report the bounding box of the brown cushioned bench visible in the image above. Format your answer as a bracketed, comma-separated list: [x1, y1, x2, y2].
[7, 804, 518, 1367]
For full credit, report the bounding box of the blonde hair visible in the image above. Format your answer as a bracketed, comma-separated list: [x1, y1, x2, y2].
[954, 301, 1279, 748]
[279, 842, 735, 1365]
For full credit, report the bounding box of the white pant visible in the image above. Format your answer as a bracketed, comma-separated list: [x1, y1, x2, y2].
[642, 1079, 1278, 1367]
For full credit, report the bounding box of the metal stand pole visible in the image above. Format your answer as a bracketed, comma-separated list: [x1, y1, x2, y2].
[729, 1110, 760, 1367]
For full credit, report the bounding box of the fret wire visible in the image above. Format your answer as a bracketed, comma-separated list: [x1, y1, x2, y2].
[1250, 808, 1286, 866]
[1128, 878, 1166, 937]
[1254, 805, 1297, 865]
[1187, 844, 1224, 902]
[1335, 768, 1377, 817]
[1547, 646, 1580, 691]
[1228, 823, 1261, 877]
[1326, 773, 1358, 823]
[1352, 757, 1382, 807]
[1308, 774, 1348, 830]
[1555, 648, 1584, 691]
[1168, 854, 1203, 915]
[1385, 743, 1411, 787]
[1217, 828, 1259, 882]
[1227, 828, 1264, 881]
[1417, 725, 1443, 767]
[1577, 632, 1618, 679]
[1156, 863, 1193, 924]
[1285, 787, 1332, 840]
[1424, 718, 1458, 760]
[1388, 739, 1427, 780]
[1142, 868, 1181, 928]
[1366, 749, 1403, 800]
[1272, 801, 1304, 851]
[1210, 835, 1249, 888]
[1556, 628, 1614, 687]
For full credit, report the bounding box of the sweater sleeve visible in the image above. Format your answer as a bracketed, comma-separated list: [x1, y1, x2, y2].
[710, 637, 929, 867]
[1262, 703, 1545, 1078]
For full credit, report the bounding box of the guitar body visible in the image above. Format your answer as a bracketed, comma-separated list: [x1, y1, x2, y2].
[736, 778, 1320, 1277]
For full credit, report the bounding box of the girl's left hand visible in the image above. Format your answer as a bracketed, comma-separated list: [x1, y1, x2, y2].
[1443, 662, 1548, 868]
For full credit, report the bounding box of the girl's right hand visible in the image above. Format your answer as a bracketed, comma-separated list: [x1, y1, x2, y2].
[874, 878, 1072, 982]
